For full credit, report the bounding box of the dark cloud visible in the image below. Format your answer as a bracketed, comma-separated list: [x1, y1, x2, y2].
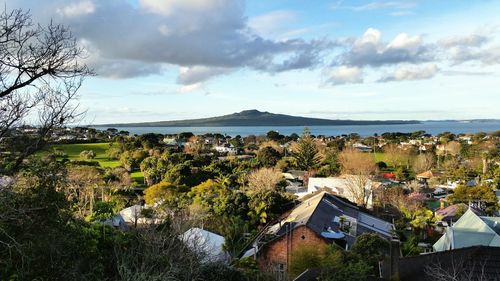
[5, 1, 500, 87]
[6, 0, 333, 85]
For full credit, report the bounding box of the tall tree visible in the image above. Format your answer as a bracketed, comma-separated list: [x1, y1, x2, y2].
[293, 128, 320, 171]
[338, 149, 378, 207]
[0, 8, 91, 173]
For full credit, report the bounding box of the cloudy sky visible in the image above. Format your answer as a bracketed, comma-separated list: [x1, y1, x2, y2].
[8, 0, 500, 123]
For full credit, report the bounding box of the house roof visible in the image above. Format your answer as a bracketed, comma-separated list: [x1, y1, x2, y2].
[435, 204, 484, 221]
[266, 192, 395, 246]
[433, 208, 500, 251]
[416, 170, 442, 179]
[180, 227, 227, 263]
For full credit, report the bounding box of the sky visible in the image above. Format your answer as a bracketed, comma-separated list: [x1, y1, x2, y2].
[6, 0, 500, 123]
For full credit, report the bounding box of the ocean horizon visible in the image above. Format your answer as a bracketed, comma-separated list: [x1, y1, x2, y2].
[91, 120, 500, 137]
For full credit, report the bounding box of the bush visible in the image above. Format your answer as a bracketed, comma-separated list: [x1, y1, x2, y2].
[80, 150, 96, 160]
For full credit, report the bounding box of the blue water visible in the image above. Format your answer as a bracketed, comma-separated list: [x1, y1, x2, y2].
[92, 120, 499, 137]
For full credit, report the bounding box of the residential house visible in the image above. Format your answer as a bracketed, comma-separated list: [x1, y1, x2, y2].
[101, 214, 129, 231]
[180, 227, 229, 264]
[418, 143, 434, 152]
[433, 208, 500, 251]
[416, 170, 442, 181]
[307, 176, 377, 208]
[252, 191, 396, 280]
[283, 170, 307, 197]
[214, 143, 238, 154]
[352, 143, 372, 152]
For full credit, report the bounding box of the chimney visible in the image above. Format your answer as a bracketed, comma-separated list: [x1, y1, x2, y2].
[440, 199, 445, 210]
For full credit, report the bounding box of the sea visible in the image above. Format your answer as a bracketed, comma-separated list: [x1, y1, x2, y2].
[91, 120, 500, 137]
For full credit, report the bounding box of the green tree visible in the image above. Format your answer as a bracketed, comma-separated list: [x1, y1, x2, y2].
[293, 128, 320, 171]
[220, 216, 250, 260]
[317, 148, 341, 176]
[143, 182, 189, 211]
[256, 146, 282, 167]
[247, 189, 294, 224]
[351, 233, 389, 270]
[140, 156, 167, 186]
[0, 159, 122, 280]
[266, 130, 283, 141]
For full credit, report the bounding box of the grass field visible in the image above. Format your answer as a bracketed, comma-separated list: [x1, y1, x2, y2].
[373, 152, 386, 163]
[50, 142, 120, 168]
[130, 171, 144, 184]
[47, 142, 144, 184]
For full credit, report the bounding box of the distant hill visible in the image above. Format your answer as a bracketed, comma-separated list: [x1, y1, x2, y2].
[101, 110, 420, 127]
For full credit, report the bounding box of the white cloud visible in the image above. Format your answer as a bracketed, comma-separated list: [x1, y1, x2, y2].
[380, 64, 439, 82]
[248, 10, 297, 37]
[57, 0, 95, 17]
[387, 33, 422, 53]
[177, 66, 233, 85]
[338, 28, 433, 67]
[177, 83, 203, 93]
[9, 0, 331, 85]
[138, 0, 229, 16]
[439, 34, 489, 48]
[350, 1, 417, 11]
[327, 66, 363, 85]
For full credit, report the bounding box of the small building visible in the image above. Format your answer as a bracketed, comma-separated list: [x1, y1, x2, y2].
[252, 192, 396, 280]
[433, 208, 500, 252]
[214, 143, 238, 154]
[416, 170, 442, 181]
[180, 227, 229, 264]
[282, 170, 306, 182]
[352, 143, 372, 152]
[101, 214, 129, 231]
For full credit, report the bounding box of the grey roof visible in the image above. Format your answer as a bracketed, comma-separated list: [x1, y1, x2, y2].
[482, 216, 500, 235]
[267, 192, 396, 247]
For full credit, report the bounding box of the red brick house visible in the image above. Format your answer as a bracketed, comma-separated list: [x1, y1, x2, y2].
[248, 191, 396, 280]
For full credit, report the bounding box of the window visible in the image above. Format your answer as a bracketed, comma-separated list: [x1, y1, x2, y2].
[273, 262, 286, 281]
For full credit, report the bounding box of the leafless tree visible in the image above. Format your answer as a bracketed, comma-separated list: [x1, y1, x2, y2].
[413, 153, 436, 173]
[384, 144, 412, 169]
[114, 220, 210, 281]
[66, 165, 103, 217]
[246, 167, 284, 193]
[0, 8, 91, 172]
[424, 257, 497, 281]
[338, 149, 378, 207]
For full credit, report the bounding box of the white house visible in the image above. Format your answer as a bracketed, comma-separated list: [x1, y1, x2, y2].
[214, 144, 237, 154]
[352, 143, 372, 152]
[307, 176, 375, 208]
[180, 227, 229, 263]
[433, 208, 500, 252]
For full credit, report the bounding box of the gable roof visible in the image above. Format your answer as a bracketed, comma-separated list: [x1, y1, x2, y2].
[416, 170, 442, 179]
[266, 191, 395, 246]
[433, 208, 500, 251]
[435, 204, 485, 222]
[180, 227, 228, 263]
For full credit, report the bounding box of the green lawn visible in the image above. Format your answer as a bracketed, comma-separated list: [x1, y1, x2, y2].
[373, 152, 386, 163]
[47, 142, 144, 184]
[130, 171, 144, 184]
[50, 142, 120, 168]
